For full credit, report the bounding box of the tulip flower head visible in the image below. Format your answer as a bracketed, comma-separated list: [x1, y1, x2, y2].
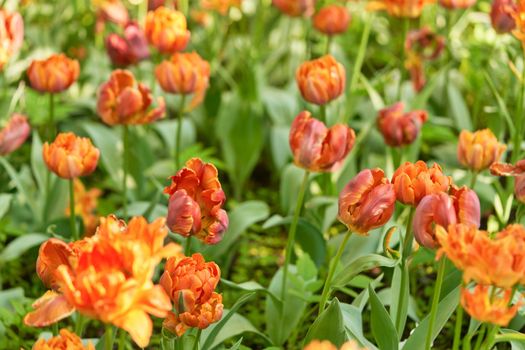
[457, 129, 506, 172]
[296, 55, 346, 105]
[93, 0, 129, 28]
[491, 159, 525, 203]
[303, 340, 368, 350]
[160, 253, 223, 336]
[165, 158, 229, 244]
[145, 6, 190, 54]
[106, 22, 150, 67]
[289, 111, 356, 172]
[43, 133, 100, 179]
[272, 0, 316, 17]
[461, 285, 519, 326]
[27, 54, 80, 94]
[97, 69, 166, 125]
[491, 0, 516, 33]
[32, 328, 94, 350]
[313, 5, 351, 36]
[65, 179, 102, 236]
[0, 113, 30, 156]
[0, 9, 24, 70]
[367, 0, 435, 18]
[338, 168, 396, 235]
[201, 0, 242, 14]
[377, 102, 428, 147]
[439, 0, 476, 9]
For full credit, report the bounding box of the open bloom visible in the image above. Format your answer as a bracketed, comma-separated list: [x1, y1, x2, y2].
[457, 129, 506, 172]
[296, 55, 346, 105]
[145, 6, 190, 54]
[338, 168, 396, 235]
[367, 0, 434, 18]
[43, 133, 99, 179]
[272, 0, 316, 17]
[461, 285, 519, 326]
[27, 54, 80, 93]
[32, 328, 94, 350]
[439, 0, 476, 8]
[391, 161, 451, 206]
[491, 0, 516, 33]
[289, 111, 355, 172]
[160, 253, 223, 336]
[313, 5, 351, 36]
[165, 158, 229, 244]
[97, 69, 165, 125]
[65, 179, 102, 236]
[377, 102, 428, 147]
[0, 113, 30, 156]
[0, 9, 24, 70]
[491, 159, 525, 202]
[106, 22, 150, 67]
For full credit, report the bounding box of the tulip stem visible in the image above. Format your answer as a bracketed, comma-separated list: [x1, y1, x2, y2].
[469, 171, 478, 189]
[105, 325, 114, 350]
[48, 93, 55, 140]
[174, 95, 186, 171]
[122, 125, 129, 218]
[184, 237, 192, 256]
[318, 230, 352, 315]
[118, 328, 126, 350]
[424, 257, 447, 350]
[452, 305, 464, 350]
[325, 36, 332, 55]
[192, 329, 202, 350]
[69, 178, 78, 241]
[138, 0, 148, 23]
[512, 53, 525, 163]
[52, 322, 58, 336]
[319, 104, 327, 124]
[281, 170, 310, 302]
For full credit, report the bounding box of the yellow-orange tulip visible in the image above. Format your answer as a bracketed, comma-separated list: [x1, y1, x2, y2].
[303, 340, 368, 350]
[32, 328, 94, 350]
[27, 54, 80, 93]
[296, 55, 345, 105]
[457, 129, 506, 172]
[439, 0, 476, 8]
[65, 179, 102, 236]
[461, 285, 518, 326]
[201, 0, 241, 14]
[145, 6, 190, 54]
[367, 0, 435, 18]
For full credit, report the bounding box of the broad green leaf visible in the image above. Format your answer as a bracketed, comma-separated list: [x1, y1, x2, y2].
[447, 84, 472, 131]
[31, 132, 46, 192]
[496, 329, 525, 350]
[0, 194, 12, 219]
[340, 303, 377, 349]
[304, 299, 346, 347]
[332, 254, 398, 288]
[279, 164, 307, 214]
[0, 233, 48, 263]
[369, 285, 398, 350]
[220, 279, 281, 305]
[390, 264, 409, 338]
[0, 288, 24, 309]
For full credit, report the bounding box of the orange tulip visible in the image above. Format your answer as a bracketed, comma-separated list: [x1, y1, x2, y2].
[201, 0, 241, 14]
[367, 0, 434, 17]
[0, 113, 30, 156]
[155, 52, 211, 109]
[272, 0, 316, 17]
[145, 6, 190, 54]
[296, 55, 346, 105]
[289, 111, 355, 172]
[0, 9, 24, 70]
[338, 168, 396, 235]
[160, 253, 223, 336]
[32, 328, 94, 350]
[93, 0, 129, 27]
[97, 69, 166, 125]
[42, 133, 99, 179]
[461, 285, 518, 326]
[457, 129, 506, 172]
[165, 158, 228, 244]
[313, 5, 351, 36]
[65, 179, 102, 236]
[27, 54, 80, 93]
[491, 159, 525, 203]
[439, 0, 476, 8]
[303, 340, 367, 350]
[377, 102, 428, 147]
[391, 161, 451, 206]
[491, 0, 516, 33]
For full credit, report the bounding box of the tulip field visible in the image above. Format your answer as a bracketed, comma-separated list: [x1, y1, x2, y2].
[4, 0, 525, 349]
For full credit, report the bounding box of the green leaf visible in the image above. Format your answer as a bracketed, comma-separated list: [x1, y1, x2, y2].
[0, 233, 48, 263]
[304, 298, 346, 347]
[0, 194, 12, 219]
[332, 254, 398, 288]
[447, 84, 472, 131]
[496, 329, 525, 350]
[340, 303, 377, 349]
[0, 288, 24, 309]
[31, 131, 46, 192]
[220, 279, 281, 305]
[390, 264, 409, 339]
[368, 285, 398, 350]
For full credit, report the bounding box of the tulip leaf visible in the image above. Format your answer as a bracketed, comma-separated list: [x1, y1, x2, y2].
[0, 194, 12, 220]
[340, 302, 378, 349]
[304, 298, 346, 347]
[447, 84, 472, 131]
[0, 233, 48, 263]
[390, 264, 410, 339]
[31, 131, 46, 193]
[220, 279, 281, 305]
[368, 285, 399, 350]
[332, 254, 398, 288]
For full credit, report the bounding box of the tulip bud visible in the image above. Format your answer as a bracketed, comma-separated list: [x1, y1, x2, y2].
[377, 102, 428, 147]
[289, 111, 355, 172]
[313, 5, 351, 36]
[272, 0, 316, 17]
[0, 10, 24, 70]
[457, 129, 506, 172]
[43, 132, 100, 179]
[145, 7, 190, 54]
[95, 0, 129, 27]
[27, 54, 80, 93]
[106, 22, 149, 67]
[367, 0, 434, 18]
[338, 168, 396, 235]
[166, 190, 202, 237]
[296, 55, 346, 105]
[451, 185, 481, 228]
[491, 0, 516, 33]
[439, 0, 476, 9]
[0, 114, 30, 156]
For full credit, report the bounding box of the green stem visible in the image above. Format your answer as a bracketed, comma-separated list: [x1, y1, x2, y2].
[473, 324, 487, 350]
[281, 170, 310, 301]
[48, 93, 55, 141]
[105, 325, 114, 350]
[122, 125, 129, 218]
[69, 178, 78, 241]
[74, 313, 86, 338]
[118, 329, 126, 350]
[481, 325, 499, 350]
[318, 230, 352, 314]
[424, 257, 447, 350]
[184, 237, 192, 256]
[192, 329, 202, 350]
[452, 305, 464, 350]
[174, 95, 186, 171]
[512, 55, 525, 163]
[52, 322, 59, 336]
[319, 104, 327, 124]
[395, 207, 415, 333]
[469, 171, 479, 189]
[402, 208, 416, 259]
[138, 0, 148, 23]
[325, 36, 332, 55]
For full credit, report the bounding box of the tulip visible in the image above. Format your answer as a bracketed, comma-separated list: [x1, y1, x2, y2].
[391, 161, 451, 206]
[27, 54, 80, 94]
[491, 159, 525, 203]
[145, 6, 190, 54]
[491, 0, 516, 33]
[94, 0, 129, 30]
[32, 328, 94, 350]
[272, 0, 316, 17]
[106, 22, 150, 66]
[377, 102, 428, 147]
[0, 114, 30, 156]
[457, 129, 506, 172]
[36, 238, 83, 290]
[201, 0, 242, 14]
[97, 69, 165, 125]
[367, 0, 434, 18]
[64, 179, 102, 236]
[149, 0, 166, 10]
[338, 168, 396, 235]
[289, 111, 355, 172]
[43, 133, 99, 179]
[439, 0, 476, 8]
[461, 285, 518, 326]
[303, 340, 366, 350]
[296, 55, 346, 105]
[0, 9, 24, 70]
[313, 5, 351, 36]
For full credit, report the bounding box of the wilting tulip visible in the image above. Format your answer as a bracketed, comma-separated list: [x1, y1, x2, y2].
[165, 158, 229, 244]
[296, 55, 346, 105]
[457, 129, 506, 172]
[491, 0, 516, 33]
[439, 0, 476, 8]
[0, 9, 24, 70]
[338, 168, 396, 235]
[27, 54, 80, 93]
[32, 328, 94, 350]
[43, 133, 100, 179]
[289, 111, 356, 172]
[0, 114, 30, 156]
[491, 159, 525, 203]
[391, 161, 451, 206]
[106, 22, 150, 66]
[201, 0, 242, 14]
[65, 179, 102, 236]
[461, 285, 518, 326]
[272, 0, 316, 17]
[377, 102, 428, 147]
[145, 6, 190, 54]
[160, 253, 223, 336]
[97, 69, 165, 125]
[367, 0, 434, 18]
[313, 5, 351, 36]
